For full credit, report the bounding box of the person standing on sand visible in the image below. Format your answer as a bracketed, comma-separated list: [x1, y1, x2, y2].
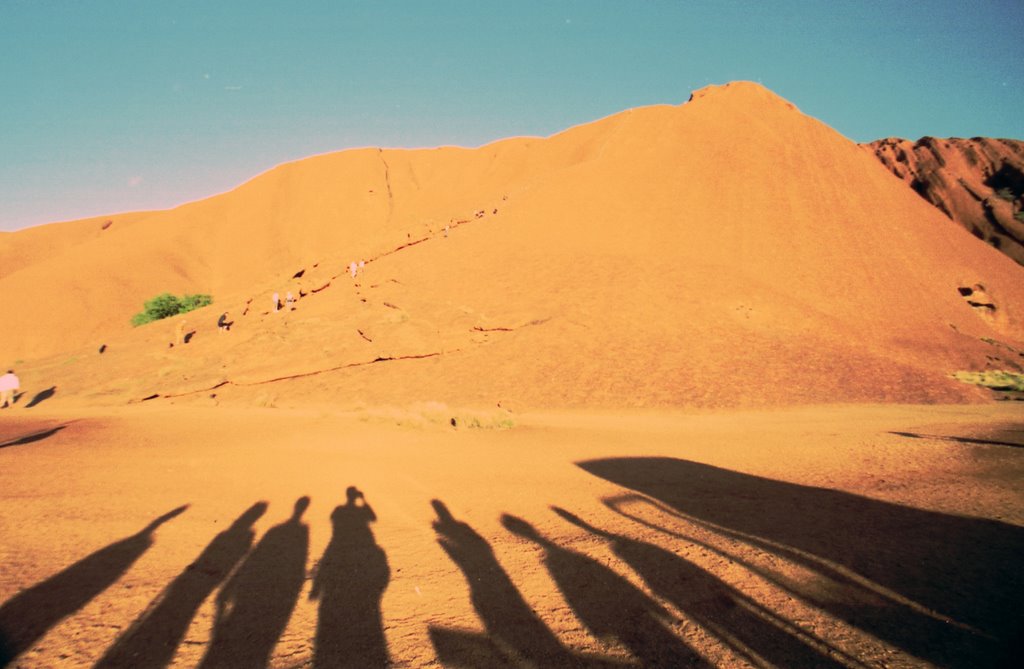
[286, 291, 295, 310]
[349, 261, 358, 279]
[272, 292, 280, 312]
[0, 369, 20, 408]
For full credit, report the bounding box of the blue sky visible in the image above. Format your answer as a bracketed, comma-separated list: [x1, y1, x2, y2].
[2, 1, 1022, 231]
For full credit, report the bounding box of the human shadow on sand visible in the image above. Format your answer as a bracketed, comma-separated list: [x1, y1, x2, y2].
[0, 505, 188, 668]
[310, 486, 390, 669]
[578, 457, 1024, 668]
[502, 514, 710, 668]
[95, 502, 267, 669]
[0, 425, 66, 450]
[197, 497, 310, 669]
[551, 506, 853, 668]
[429, 500, 631, 668]
[23, 387, 56, 409]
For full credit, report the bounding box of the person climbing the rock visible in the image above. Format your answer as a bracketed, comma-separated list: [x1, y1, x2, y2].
[174, 319, 188, 346]
[0, 369, 21, 408]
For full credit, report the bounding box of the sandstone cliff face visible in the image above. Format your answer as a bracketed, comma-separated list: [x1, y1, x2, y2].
[867, 137, 1024, 265]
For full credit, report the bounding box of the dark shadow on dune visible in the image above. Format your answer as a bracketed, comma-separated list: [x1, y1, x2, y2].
[429, 500, 587, 668]
[889, 430, 1024, 448]
[579, 457, 1024, 668]
[23, 387, 56, 409]
[95, 502, 267, 669]
[552, 506, 852, 668]
[0, 425, 66, 450]
[197, 497, 310, 669]
[310, 486, 390, 669]
[0, 505, 188, 668]
[501, 514, 710, 668]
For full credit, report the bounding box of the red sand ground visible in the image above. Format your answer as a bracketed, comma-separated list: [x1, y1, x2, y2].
[1, 404, 1022, 668]
[1, 82, 1023, 667]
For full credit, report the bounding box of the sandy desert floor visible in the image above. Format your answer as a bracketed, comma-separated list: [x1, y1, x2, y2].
[1, 402, 1022, 668]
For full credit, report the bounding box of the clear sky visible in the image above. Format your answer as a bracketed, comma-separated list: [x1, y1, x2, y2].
[2, 0, 1022, 231]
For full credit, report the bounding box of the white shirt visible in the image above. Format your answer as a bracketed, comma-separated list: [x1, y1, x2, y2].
[0, 373, 20, 391]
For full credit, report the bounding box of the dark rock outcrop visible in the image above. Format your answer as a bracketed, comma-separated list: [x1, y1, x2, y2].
[867, 137, 1024, 266]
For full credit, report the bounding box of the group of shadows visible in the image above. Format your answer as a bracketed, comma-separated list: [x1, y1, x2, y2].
[0, 488, 385, 669]
[1, 460, 1022, 668]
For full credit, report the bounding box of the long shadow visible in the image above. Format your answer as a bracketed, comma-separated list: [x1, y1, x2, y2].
[0, 425, 66, 450]
[24, 387, 56, 409]
[501, 514, 711, 668]
[551, 506, 852, 668]
[198, 497, 310, 669]
[579, 457, 1024, 667]
[429, 500, 585, 668]
[310, 486, 390, 669]
[0, 505, 188, 668]
[95, 502, 268, 669]
[889, 430, 1024, 449]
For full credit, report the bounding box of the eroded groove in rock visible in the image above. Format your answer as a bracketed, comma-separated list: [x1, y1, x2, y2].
[867, 137, 1024, 266]
[142, 352, 452, 401]
[472, 317, 551, 333]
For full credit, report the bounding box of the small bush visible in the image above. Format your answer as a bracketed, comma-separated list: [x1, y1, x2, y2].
[178, 293, 213, 312]
[132, 292, 213, 326]
[953, 370, 1024, 392]
[994, 187, 1016, 202]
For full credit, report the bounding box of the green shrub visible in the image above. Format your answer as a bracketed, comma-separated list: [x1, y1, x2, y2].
[953, 370, 1024, 392]
[995, 187, 1015, 202]
[178, 293, 213, 312]
[131, 292, 213, 326]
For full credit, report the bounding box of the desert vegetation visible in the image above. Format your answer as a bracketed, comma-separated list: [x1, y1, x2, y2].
[130, 292, 212, 326]
[953, 370, 1024, 392]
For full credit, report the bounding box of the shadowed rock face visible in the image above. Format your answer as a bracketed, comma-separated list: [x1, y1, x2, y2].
[867, 137, 1024, 266]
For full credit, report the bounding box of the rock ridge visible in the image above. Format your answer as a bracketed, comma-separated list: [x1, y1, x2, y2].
[867, 136, 1024, 265]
